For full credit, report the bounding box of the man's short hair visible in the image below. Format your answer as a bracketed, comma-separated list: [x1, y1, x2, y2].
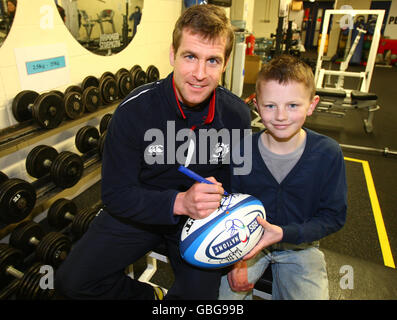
[172, 4, 234, 62]
[256, 55, 316, 99]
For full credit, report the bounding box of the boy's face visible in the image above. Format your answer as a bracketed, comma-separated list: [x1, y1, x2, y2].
[255, 79, 319, 142]
[170, 28, 228, 107]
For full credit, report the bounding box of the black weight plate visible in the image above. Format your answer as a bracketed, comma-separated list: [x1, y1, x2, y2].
[115, 68, 129, 80]
[99, 71, 115, 83]
[0, 179, 36, 224]
[99, 76, 118, 104]
[10, 220, 44, 253]
[50, 151, 83, 188]
[81, 75, 99, 90]
[17, 262, 41, 299]
[118, 72, 133, 98]
[26, 145, 58, 178]
[32, 92, 65, 129]
[36, 232, 71, 267]
[99, 113, 112, 134]
[64, 91, 84, 119]
[133, 69, 147, 88]
[75, 125, 100, 153]
[47, 198, 77, 229]
[64, 85, 82, 95]
[130, 65, 142, 75]
[50, 90, 64, 100]
[16, 262, 54, 300]
[48, 233, 71, 266]
[71, 208, 96, 238]
[82, 86, 101, 113]
[0, 171, 9, 185]
[12, 90, 39, 122]
[146, 65, 160, 83]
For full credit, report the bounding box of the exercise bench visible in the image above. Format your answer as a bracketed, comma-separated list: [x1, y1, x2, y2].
[315, 88, 380, 133]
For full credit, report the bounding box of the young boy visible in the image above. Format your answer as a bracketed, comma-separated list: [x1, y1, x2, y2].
[218, 54, 347, 300]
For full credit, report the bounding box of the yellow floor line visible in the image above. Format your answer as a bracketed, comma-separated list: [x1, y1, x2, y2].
[344, 157, 395, 268]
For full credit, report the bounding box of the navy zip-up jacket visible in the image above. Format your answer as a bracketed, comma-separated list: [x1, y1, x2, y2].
[101, 73, 251, 227]
[231, 129, 347, 244]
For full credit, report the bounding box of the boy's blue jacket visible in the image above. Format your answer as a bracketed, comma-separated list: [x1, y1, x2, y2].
[232, 129, 347, 244]
[101, 72, 251, 227]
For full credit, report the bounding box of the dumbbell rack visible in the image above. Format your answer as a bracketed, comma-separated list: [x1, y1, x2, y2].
[0, 103, 119, 239]
[0, 104, 115, 300]
[0, 65, 160, 299]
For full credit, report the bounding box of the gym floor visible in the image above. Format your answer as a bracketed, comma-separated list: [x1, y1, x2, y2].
[70, 54, 397, 300]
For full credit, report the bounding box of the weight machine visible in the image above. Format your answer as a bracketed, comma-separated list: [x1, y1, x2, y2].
[314, 9, 385, 133]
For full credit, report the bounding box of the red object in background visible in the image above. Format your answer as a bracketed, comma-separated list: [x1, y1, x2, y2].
[377, 38, 397, 64]
[246, 34, 255, 55]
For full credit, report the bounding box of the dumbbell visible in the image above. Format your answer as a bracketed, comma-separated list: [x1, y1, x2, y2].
[81, 75, 100, 91]
[48, 198, 97, 237]
[99, 113, 112, 134]
[82, 86, 101, 113]
[0, 171, 36, 224]
[79, 75, 102, 113]
[99, 71, 119, 104]
[10, 220, 71, 268]
[75, 125, 107, 156]
[12, 90, 65, 129]
[130, 65, 147, 89]
[26, 145, 84, 188]
[63, 86, 84, 120]
[0, 244, 54, 299]
[146, 65, 160, 83]
[115, 68, 133, 98]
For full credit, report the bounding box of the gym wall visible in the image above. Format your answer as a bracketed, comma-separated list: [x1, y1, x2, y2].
[0, 0, 181, 220]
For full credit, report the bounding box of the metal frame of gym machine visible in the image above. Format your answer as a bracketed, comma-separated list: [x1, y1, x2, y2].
[315, 9, 384, 94]
[315, 9, 397, 157]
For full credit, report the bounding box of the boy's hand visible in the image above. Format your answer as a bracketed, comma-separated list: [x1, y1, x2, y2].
[243, 217, 283, 260]
[227, 260, 254, 292]
[173, 177, 224, 219]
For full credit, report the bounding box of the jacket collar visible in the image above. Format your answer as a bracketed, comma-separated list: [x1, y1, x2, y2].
[162, 72, 223, 130]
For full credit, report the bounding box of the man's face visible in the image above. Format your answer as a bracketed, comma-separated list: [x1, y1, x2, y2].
[170, 29, 228, 107]
[7, 1, 16, 13]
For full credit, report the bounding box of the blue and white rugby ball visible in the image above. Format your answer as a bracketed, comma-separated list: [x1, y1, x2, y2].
[180, 193, 265, 269]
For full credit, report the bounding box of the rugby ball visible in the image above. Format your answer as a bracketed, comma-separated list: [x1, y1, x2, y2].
[180, 193, 265, 269]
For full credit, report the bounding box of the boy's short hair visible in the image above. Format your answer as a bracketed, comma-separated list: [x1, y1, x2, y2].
[256, 54, 316, 99]
[172, 4, 235, 62]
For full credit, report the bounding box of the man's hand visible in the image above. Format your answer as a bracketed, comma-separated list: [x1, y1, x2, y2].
[243, 217, 283, 260]
[227, 260, 254, 292]
[173, 177, 224, 219]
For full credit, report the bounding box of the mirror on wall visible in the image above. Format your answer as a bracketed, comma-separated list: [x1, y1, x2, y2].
[0, 0, 17, 47]
[57, 0, 143, 56]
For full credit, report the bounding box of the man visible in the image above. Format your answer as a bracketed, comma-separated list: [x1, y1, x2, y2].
[6, 0, 17, 31]
[129, 6, 141, 38]
[55, 4, 251, 300]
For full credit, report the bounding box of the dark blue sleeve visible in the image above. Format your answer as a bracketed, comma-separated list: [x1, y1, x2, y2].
[281, 146, 347, 244]
[101, 104, 180, 226]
